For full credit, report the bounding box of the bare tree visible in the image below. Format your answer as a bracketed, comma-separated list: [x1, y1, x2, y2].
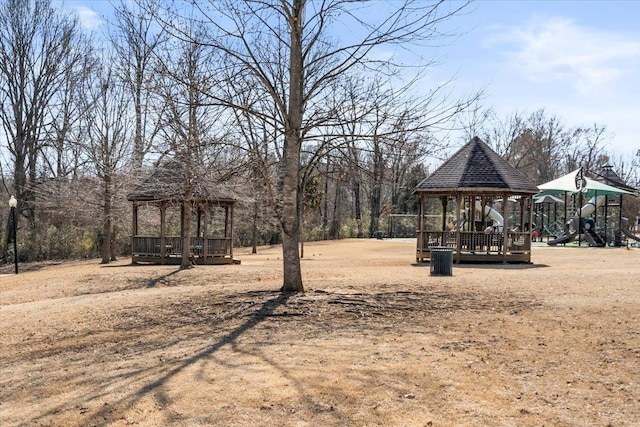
[42, 50, 97, 180]
[151, 0, 471, 292]
[111, 0, 166, 170]
[153, 23, 231, 269]
[331, 76, 458, 238]
[564, 123, 611, 175]
[479, 109, 615, 184]
[0, 0, 90, 257]
[79, 59, 132, 264]
[224, 81, 282, 251]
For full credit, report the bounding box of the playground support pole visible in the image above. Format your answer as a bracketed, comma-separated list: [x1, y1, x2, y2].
[619, 194, 624, 246]
[578, 191, 583, 246]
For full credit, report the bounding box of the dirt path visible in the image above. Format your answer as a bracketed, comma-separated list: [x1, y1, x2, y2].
[1, 239, 639, 426]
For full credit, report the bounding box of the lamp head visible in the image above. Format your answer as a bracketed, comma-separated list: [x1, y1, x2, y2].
[9, 195, 17, 208]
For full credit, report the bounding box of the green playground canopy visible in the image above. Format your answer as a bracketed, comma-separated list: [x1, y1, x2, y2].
[537, 168, 635, 197]
[582, 178, 635, 197]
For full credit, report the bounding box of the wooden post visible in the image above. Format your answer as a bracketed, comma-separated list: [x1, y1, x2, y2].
[416, 194, 424, 262]
[131, 202, 138, 262]
[471, 194, 477, 231]
[202, 202, 211, 240]
[203, 203, 209, 257]
[502, 192, 508, 263]
[455, 194, 461, 264]
[196, 205, 202, 238]
[528, 195, 534, 261]
[224, 205, 229, 238]
[160, 202, 166, 264]
[519, 197, 525, 231]
[229, 203, 234, 260]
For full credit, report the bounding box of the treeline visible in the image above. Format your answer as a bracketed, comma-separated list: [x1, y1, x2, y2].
[1, 0, 638, 267]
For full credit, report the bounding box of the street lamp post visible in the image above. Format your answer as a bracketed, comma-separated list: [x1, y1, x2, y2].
[9, 195, 18, 274]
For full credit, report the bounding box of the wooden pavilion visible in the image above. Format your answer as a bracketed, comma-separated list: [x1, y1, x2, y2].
[127, 159, 236, 265]
[415, 137, 539, 263]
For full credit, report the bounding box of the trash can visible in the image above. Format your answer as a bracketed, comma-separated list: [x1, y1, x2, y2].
[430, 247, 453, 276]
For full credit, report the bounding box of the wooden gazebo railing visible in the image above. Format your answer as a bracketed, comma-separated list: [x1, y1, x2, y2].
[413, 138, 540, 264]
[131, 236, 233, 264]
[129, 199, 235, 265]
[126, 159, 237, 266]
[416, 230, 532, 263]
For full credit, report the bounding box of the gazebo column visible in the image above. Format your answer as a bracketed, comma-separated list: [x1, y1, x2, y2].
[481, 196, 487, 229]
[470, 194, 477, 232]
[131, 202, 138, 263]
[416, 194, 424, 261]
[455, 194, 461, 264]
[502, 192, 509, 263]
[203, 204, 209, 257]
[224, 205, 229, 238]
[196, 205, 202, 238]
[132, 203, 138, 236]
[160, 202, 167, 264]
[229, 203, 234, 259]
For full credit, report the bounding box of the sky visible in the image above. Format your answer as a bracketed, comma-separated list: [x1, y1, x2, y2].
[428, 0, 640, 157]
[64, 0, 640, 159]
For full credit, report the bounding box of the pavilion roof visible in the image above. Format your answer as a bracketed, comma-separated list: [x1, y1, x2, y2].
[537, 167, 636, 197]
[414, 137, 539, 195]
[594, 165, 638, 193]
[126, 158, 236, 203]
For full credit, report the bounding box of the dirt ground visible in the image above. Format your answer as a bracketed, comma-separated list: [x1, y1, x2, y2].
[1, 239, 639, 426]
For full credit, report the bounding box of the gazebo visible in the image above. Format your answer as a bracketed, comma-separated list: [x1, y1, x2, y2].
[414, 137, 539, 263]
[127, 159, 236, 265]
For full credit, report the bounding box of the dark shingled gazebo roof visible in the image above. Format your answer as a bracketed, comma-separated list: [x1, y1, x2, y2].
[594, 165, 638, 194]
[126, 158, 235, 203]
[414, 137, 539, 195]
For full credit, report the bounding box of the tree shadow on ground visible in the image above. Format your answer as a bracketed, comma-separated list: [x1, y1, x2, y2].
[81, 291, 293, 425]
[100, 263, 190, 289]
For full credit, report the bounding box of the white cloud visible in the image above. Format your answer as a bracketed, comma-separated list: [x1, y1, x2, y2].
[486, 16, 640, 95]
[74, 5, 103, 30]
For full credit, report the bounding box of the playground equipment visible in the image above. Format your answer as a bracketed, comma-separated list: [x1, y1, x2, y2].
[477, 201, 504, 231]
[447, 200, 504, 232]
[621, 217, 640, 243]
[538, 167, 637, 247]
[548, 196, 606, 246]
[533, 194, 564, 241]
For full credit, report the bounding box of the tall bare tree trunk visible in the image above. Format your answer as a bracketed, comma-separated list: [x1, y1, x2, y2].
[353, 180, 363, 238]
[101, 173, 112, 264]
[251, 199, 258, 254]
[280, 0, 304, 292]
[330, 182, 341, 239]
[369, 135, 383, 238]
[181, 74, 197, 270]
[181, 195, 193, 269]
